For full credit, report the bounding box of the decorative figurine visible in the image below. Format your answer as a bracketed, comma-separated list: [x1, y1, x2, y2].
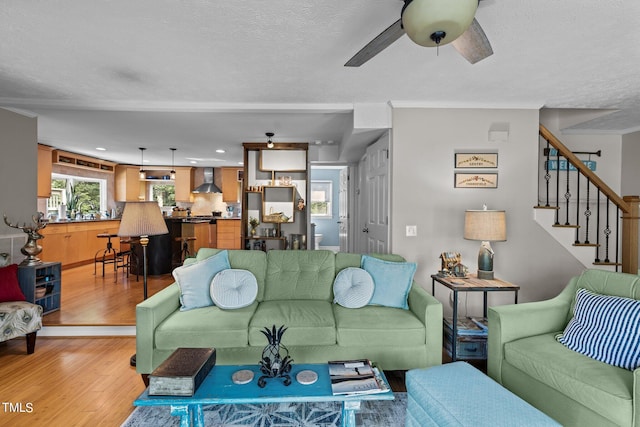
[257, 325, 293, 388]
[4, 212, 48, 266]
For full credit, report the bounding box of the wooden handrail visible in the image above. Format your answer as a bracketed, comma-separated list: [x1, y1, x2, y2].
[539, 124, 629, 213]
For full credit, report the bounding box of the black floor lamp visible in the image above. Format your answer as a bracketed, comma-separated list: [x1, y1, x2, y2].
[117, 201, 168, 366]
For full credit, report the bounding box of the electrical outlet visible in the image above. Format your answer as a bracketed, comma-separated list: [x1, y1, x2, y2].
[406, 225, 417, 237]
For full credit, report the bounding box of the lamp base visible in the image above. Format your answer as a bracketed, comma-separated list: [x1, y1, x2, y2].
[477, 269, 494, 280]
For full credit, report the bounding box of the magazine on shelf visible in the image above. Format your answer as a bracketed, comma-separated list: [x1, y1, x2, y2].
[328, 359, 388, 396]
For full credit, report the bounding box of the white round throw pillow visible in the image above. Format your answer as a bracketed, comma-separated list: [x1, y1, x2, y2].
[333, 267, 375, 308]
[210, 269, 258, 309]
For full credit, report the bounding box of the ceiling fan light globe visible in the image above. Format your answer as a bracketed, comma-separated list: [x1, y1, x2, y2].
[402, 0, 478, 47]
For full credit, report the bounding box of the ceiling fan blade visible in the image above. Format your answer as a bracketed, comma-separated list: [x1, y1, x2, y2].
[451, 18, 493, 64]
[345, 19, 405, 67]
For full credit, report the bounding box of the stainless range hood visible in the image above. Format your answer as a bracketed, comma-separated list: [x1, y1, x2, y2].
[192, 167, 222, 193]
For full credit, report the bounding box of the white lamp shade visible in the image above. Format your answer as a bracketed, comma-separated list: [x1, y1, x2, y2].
[402, 0, 478, 47]
[118, 201, 168, 237]
[464, 210, 507, 242]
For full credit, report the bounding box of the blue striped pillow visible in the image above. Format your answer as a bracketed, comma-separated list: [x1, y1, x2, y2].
[557, 288, 640, 370]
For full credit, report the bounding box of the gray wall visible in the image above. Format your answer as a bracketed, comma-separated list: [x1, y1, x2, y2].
[390, 108, 585, 316]
[622, 131, 640, 196]
[0, 108, 38, 234]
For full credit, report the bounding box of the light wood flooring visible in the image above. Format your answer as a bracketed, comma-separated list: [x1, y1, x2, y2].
[44, 262, 175, 326]
[0, 336, 142, 426]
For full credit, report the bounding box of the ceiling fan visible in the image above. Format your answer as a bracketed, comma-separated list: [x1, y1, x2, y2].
[345, 0, 493, 67]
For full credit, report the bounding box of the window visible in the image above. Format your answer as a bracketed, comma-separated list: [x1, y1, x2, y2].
[50, 174, 107, 217]
[310, 181, 332, 218]
[150, 183, 175, 207]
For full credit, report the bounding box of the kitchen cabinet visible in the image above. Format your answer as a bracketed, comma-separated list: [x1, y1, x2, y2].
[181, 222, 213, 253]
[221, 167, 242, 203]
[115, 165, 144, 202]
[174, 167, 194, 202]
[37, 144, 53, 198]
[216, 219, 241, 249]
[40, 220, 120, 268]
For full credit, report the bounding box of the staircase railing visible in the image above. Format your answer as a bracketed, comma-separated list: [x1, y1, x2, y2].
[537, 124, 639, 273]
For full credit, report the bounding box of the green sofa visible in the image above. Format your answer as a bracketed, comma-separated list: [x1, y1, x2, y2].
[136, 249, 443, 381]
[488, 269, 640, 427]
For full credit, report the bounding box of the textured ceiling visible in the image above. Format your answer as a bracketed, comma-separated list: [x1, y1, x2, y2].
[1, 0, 639, 165]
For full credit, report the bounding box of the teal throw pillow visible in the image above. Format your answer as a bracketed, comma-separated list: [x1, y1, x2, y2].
[210, 269, 258, 309]
[556, 288, 640, 370]
[172, 249, 230, 311]
[333, 267, 375, 308]
[361, 255, 416, 310]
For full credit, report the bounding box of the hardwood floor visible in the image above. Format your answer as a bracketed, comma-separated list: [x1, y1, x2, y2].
[43, 262, 175, 326]
[0, 336, 143, 426]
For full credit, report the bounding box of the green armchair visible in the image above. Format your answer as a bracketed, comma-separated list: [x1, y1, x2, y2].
[488, 269, 640, 427]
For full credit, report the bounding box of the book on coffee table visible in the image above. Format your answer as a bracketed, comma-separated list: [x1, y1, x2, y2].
[149, 347, 216, 396]
[328, 359, 387, 396]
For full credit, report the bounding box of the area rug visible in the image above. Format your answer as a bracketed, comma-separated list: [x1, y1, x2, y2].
[121, 392, 406, 426]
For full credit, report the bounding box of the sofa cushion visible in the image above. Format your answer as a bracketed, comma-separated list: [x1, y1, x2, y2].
[172, 250, 230, 311]
[264, 250, 335, 301]
[335, 252, 407, 275]
[248, 300, 336, 346]
[210, 269, 258, 310]
[557, 288, 640, 370]
[504, 332, 633, 427]
[333, 304, 425, 347]
[155, 301, 258, 349]
[333, 267, 374, 308]
[362, 255, 416, 310]
[196, 249, 268, 301]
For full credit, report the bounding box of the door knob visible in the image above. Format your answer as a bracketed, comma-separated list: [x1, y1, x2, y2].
[362, 227, 369, 233]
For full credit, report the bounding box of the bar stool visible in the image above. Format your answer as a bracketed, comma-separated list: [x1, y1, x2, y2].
[94, 233, 118, 276]
[175, 236, 196, 263]
[115, 238, 139, 282]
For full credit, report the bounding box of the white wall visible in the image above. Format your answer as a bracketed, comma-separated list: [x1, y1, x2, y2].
[390, 108, 585, 317]
[0, 108, 38, 262]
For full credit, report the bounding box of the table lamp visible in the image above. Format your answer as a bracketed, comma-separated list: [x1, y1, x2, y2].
[464, 206, 507, 280]
[117, 201, 168, 300]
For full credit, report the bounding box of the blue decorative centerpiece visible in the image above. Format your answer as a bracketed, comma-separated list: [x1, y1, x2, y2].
[258, 325, 293, 387]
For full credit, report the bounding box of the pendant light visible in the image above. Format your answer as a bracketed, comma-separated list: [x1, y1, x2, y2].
[138, 147, 146, 180]
[266, 132, 275, 149]
[169, 148, 176, 180]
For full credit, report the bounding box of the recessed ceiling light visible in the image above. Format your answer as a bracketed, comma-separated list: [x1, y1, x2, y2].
[216, 149, 225, 154]
[238, 161, 244, 165]
[190, 160, 198, 164]
[327, 140, 334, 144]
[96, 147, 106, 151]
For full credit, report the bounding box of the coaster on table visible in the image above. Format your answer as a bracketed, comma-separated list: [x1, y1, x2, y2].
[296, 370, 318, 385]
[232, 369, 254, 385]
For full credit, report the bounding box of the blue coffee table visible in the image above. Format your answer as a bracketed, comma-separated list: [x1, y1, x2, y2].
[133, 363, 394, 427]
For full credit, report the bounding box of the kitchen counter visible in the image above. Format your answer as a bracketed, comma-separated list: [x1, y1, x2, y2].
[46, 218, 120, 224]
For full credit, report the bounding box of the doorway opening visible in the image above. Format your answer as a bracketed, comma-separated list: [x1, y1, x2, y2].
[309, 164, 352, 253]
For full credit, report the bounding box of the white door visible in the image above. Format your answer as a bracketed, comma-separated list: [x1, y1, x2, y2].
[362, 134, 390, 253]
[338, 167, 349, 252]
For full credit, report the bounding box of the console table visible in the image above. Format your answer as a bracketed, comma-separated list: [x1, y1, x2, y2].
[431, 274, 519, 361]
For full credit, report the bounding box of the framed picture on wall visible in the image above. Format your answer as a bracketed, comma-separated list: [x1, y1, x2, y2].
[454, 173, 498, 189]
[455, 153, 498, 169]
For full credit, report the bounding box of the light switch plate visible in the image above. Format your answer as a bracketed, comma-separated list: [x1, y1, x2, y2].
[406, 225, 417, 237]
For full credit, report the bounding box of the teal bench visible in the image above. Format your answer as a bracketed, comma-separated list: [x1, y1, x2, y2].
[406, 362, 560, 426]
